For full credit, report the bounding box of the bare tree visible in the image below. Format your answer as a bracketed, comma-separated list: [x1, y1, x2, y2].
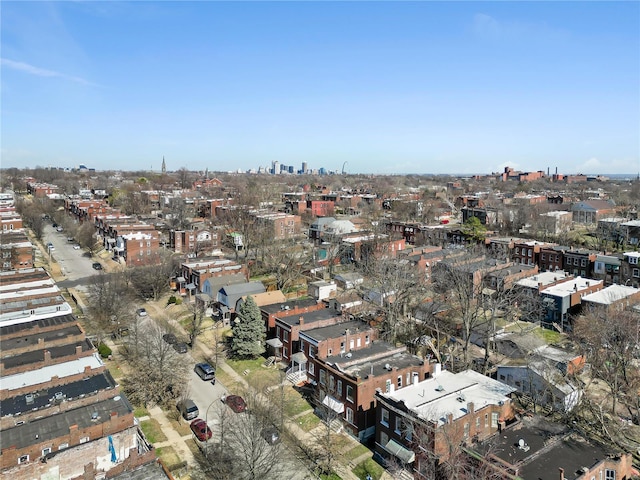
[185, 300, 207, 350]
[258, 239, 312, 292]
[127, 251, 178, 300]
[121, 322, 189, 408]
[76, 221, 96, 252]
[86, 271, 134, 342]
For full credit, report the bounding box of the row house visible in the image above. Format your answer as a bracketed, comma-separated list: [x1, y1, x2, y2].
[252, 211, 302, 240]
[306, 199, 335, 217]
[0, 310, 152, 478]
[461, 206, 501, 226]
[261, 298, 325, 338]
[571, 200, 617, 224]
[374, 366, 516, 474]
[94, 213, 131, 238]
[65, 198, 111, 223]
[540, 277, 603, 331]
[340, 233, 406, 265]
[476, 416, 636, 480]
[301, 321, 433, 441]
[309, 217, 337, 242]
[275, 307, 343, 365]
[0, 191, 15, 208]
[593, 253, 622, 286]
[178, 257, 248, 296]
[558, 247, 597, 278]
[512, 240, 556, 267]
[170, 227, 223, 256]
[620, 220, 640, 246]
[0, 268, 73, 328]
[622, 252, 640, 288]
[581, 284, 640, 313]
[26, 182, 58, 197]
[198, 198, 231, 218]
[115, 231, 161, 267]
[104, 223, 157, 255]
[1, 209, 23, 232]
[0, 230, 34, 271]
[484, 262, 538, 291]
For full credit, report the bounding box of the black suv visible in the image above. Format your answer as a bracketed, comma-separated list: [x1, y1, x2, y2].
[92, 262, 103, 270]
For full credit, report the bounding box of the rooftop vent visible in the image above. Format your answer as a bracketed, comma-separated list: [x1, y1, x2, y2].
[456, 394, 466, 403]
[435, 385, 445, 392]
[384, 363, 392, 371]
[25, 393, 35, 405]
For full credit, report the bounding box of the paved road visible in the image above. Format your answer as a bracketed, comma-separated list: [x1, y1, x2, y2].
[42, 223, 103, 291]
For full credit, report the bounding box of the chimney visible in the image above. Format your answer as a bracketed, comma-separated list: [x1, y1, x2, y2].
[299, 316, 304, 326]
[413, 373, 419, 386]
[76, 345, 83, 356]
[467, 402, 475, 414]
[44, 349, 51, 364]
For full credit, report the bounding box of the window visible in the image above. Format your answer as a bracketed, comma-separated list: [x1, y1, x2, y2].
[340, 342, 345, 353]
[365, 335, 370, 345]
[633, 268, 639, 278]
[541, 253, 546, 260]
[397, 376, 402, 388]
[515, 247, 519, 254]
[308, 362, 315, 375]
[283, 330, 289, 341]
[385, 379, 392, 393]
[381, 408, 390, 426]
[395, 417, 402, 434]
[491, 412, 499, 428]
[476, 417, 480, 428]
[357, 338, 361, 348]
[528, 249, 532, 257]
[464, 422, 469, 438]
[485, 414, 489, 427]
[58, 443, 69, 450]
[349, 339, 354, 350]
[309, 346, 315, 358]
[328, 348, 332, 355]
[283, 346, 288, 358]
[18, 455, 29, 464]
[581, 259, 587, 267]
[629, 256, 638, 265]
[42, 447, 51, 456]
[329, 376, 335, 391]
[80, 436, 89, 444]
[380, 431, 389, 448]
[346, 385, 354, 402]
[605, 470, 615, 480]
[337, 380, 343, 396]
[319, 370, 326, 385]
[346, 407, 354, 424]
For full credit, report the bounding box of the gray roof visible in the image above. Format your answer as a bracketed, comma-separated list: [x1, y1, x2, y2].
[2, 338, 93, 370]
[1, 394, 133, 450]
[299, 319, 372, 343]
[260, 298, 319, 314]
[324, 342, 426, 378]
[218, 281, 266, 308]
[0, 323, 83, 353]
[275, 308, 342, 327]
[109, 460, 172, 480]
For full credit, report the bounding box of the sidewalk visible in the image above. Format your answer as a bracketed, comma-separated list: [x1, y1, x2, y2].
[147, 406, 195, 464]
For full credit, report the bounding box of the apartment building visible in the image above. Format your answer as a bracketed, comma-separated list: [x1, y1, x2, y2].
[374, 366, 516, 474]
[252, 211, 301, 240]
[117, 231, 161, 267]
[301, 320, 432, 441]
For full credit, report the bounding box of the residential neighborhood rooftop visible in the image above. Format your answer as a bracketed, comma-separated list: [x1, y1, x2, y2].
[581, 284, 640, 305]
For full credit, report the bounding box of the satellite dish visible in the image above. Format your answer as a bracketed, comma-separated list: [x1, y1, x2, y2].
[518, 439, 525, 448]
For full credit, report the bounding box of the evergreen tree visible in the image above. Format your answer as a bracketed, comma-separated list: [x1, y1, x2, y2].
[231, 296, 265, 358]
[461, 216, 487, 242]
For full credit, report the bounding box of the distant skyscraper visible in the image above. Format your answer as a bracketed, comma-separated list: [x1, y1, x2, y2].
[302, 162, 308, 174]
[272, 160, 280, 175]
[162, 156, 166, 173]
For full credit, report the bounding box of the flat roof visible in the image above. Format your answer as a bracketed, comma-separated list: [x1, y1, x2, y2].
[0, 313, 76, 337]
[517, 271, 571, 289]
[1, 338, 93, 370]
[1, 353, 104, 392]
[582, 285, 639, 305]
[276, 308, 342, 327]
[261, 298, 319, 314]
[0, 323, 83, 353]
[327, 343, 426, 378]
[381, 369, 515, 426]
[540, 277, 602, 297]
[1, 394, 133, 450]
[300, 319, 372, 343]
[1, 371, 116, 417]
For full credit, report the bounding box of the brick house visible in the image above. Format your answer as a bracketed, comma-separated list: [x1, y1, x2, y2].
[117, 231, 161, 267]
[170, 227, 223, 256]
[581, 284, 640, 313]
[26, 182, 58, 197]
[558, 247, 597, 278]
[621, 252, 640, 288]
[0, 231, 34, 271]
[0, 209, 23, 232]
[306, 200, 335, 217]
[538, 244, 565, 272]
[178, 258, 249, 296]
[374, 366, 516, 474]
[252, 212, 301, 240]
[540, 277, 603, 331]
[301, 321, 433, 441]
[260, 298, 325, 337]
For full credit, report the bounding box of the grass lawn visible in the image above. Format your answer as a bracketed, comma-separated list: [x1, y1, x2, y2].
[283, 386, 313, 417]
[296, 412, 321, 432]
[320, 474, 342, 480]
[133, 405, 149, 418]
[226, 357, 283, 389]
[352, 458, 384, 480]
[184, 438, 202, 457]
[155, 446, 182, 470]
[140, 419, 168, 444]
[213, 367, 242, 392]
[167, 417, 192, 436]
[108, 363, 125, 381]
[343, 444, 371, 463]
[532, 326, 564, 344]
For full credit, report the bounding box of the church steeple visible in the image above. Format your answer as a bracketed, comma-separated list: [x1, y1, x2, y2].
[161, 156, 166, 174]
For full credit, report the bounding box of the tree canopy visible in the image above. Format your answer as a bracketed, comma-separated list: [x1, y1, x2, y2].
[231, 296, 265, 359]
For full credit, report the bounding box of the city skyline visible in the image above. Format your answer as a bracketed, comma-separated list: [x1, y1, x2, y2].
[1, 1, 639, 175]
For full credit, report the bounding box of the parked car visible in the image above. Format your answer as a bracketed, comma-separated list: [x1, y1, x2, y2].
[92, 262, 102, 270]
[194, 363, 215, 381]
[176, 399, 199, 420]
[73, 244, 81, 250]
[162, 333, 177, 345]
[46, 243, 54, 250]
[56, 226, 64, 232]
[173, 342, 188, 354]
[190, 419, 212, 442]
[224, 395, 246, 413]
[261, 426, 281, 445]
[136, 307, 147, 317]
[52, 223, 58, 228]
[67, 236, 74, 242]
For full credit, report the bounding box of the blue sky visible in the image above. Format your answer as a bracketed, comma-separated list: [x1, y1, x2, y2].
[2, 1, 639, 175]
